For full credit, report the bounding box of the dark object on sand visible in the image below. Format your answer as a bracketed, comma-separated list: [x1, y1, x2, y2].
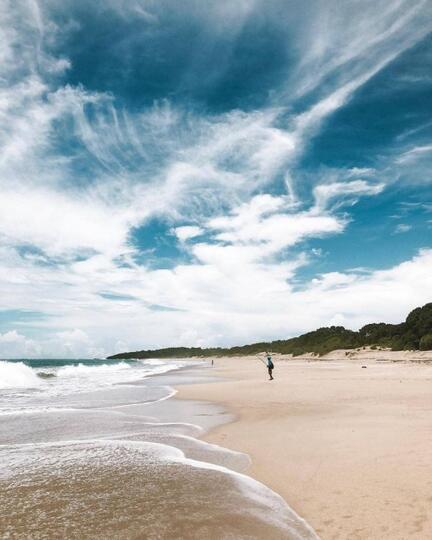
[362, 365, 367, 369]
[266, 354, 274, 380]
[257, 354, 274, 380]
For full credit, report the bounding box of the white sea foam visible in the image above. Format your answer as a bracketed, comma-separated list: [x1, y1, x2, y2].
[170, 452, 319, 539]
[55, 360, 188, 384]
[53, 361, 151, 392]
[104, 386, 177, 408]
[140, 359, 166, 366]
[1, 438, 319, 539]
[140, 358, 191, 374]
[0, 359, 190, 419]
[53, 361, 185, 395]
[0, 357, 319, 539]
[56, 362, 131, 377]
[0, 361, 41, 389]
[0, 407, 79, 417]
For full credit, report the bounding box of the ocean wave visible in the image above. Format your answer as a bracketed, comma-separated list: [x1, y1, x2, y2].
[0, 361, 41, 389]
[56, 362, 131, 378]
[140, 359, 166, 366]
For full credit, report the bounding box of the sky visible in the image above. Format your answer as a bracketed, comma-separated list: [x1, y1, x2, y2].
[0, 0, 432, 358]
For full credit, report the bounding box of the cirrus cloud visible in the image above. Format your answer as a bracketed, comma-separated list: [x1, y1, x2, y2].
[0, 0, 431, 357]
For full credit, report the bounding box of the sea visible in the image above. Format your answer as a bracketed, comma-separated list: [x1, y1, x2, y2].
[0, 358, 318, 539]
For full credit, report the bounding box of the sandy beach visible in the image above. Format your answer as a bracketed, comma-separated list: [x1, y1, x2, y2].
[178, 351, 432, 540]
[1, 359, 318, 540]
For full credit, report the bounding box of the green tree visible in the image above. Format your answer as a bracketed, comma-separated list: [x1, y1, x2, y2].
[419, 333, 432, 351]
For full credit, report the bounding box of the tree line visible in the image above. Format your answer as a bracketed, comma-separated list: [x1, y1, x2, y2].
[107, 303, 432, 359]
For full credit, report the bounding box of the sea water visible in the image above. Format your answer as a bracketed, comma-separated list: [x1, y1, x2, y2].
[0, 358, 318, 539]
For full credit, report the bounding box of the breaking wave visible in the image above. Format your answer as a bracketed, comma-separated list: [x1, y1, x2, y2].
[0, 361, 41, 389]
[56, 362, 131, 378]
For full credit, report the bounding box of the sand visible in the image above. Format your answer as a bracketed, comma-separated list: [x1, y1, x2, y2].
[177, 351, 432, 540]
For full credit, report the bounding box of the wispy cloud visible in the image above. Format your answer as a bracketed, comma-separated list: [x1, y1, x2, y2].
[396, 144, 432, 164]
[394, 223, 412, 234]
[0, 1, 431, 356]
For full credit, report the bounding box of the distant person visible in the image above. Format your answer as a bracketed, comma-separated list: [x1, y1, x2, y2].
[266, 352, 274, 380]
[258, 352, 274, 380]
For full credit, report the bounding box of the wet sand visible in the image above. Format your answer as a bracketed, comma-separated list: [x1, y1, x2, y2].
[0, 361, 318, 540]
[177, 353, 432, 539]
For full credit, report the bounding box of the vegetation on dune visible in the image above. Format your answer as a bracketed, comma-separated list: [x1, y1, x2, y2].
[107, 303, 432, 359]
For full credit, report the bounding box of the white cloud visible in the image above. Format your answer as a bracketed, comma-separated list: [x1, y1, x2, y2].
[394, 223, 412, 234]
[173, 226, 203, 241]
[313, 180, 384, 211]
[396, 144, 432, 164]
[0, 0, 424, 264]
[347, 167, 376, 177]
[1, 240, 431, 357]
[290, 0, 431, 99]
[0, 187, 131, 257]
[0, 330, 24, 344]
[0, 330, 41, 357]
[207, 209, 343, 258]
[0, 327, 105, 359]
[0, 1, 431, 357]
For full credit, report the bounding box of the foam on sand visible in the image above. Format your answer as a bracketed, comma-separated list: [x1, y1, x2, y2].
[1, 439, 319, 539]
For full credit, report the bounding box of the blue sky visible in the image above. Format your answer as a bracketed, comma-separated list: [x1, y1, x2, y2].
[0, 0, 432, 358]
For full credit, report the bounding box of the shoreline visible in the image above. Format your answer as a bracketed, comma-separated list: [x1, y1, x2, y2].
[176, 352, 432, 540]
[1, 358, 320, 539]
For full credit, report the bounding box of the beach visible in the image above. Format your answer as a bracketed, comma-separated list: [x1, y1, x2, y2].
[178, 351, 432, 540]
[0, 358, 318, 539]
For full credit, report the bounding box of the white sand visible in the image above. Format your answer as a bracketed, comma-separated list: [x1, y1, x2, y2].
[178, 351, 432, 539]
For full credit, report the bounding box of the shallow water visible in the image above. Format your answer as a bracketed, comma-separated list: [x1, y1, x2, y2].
[0, 358, 318, 539]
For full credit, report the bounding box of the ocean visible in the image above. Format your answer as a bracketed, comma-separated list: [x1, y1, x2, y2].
[0, 358, 318, 539]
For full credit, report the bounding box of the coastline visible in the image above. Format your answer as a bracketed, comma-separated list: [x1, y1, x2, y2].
[176, 351, 432, 540]
[1, 358, 319, 539]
